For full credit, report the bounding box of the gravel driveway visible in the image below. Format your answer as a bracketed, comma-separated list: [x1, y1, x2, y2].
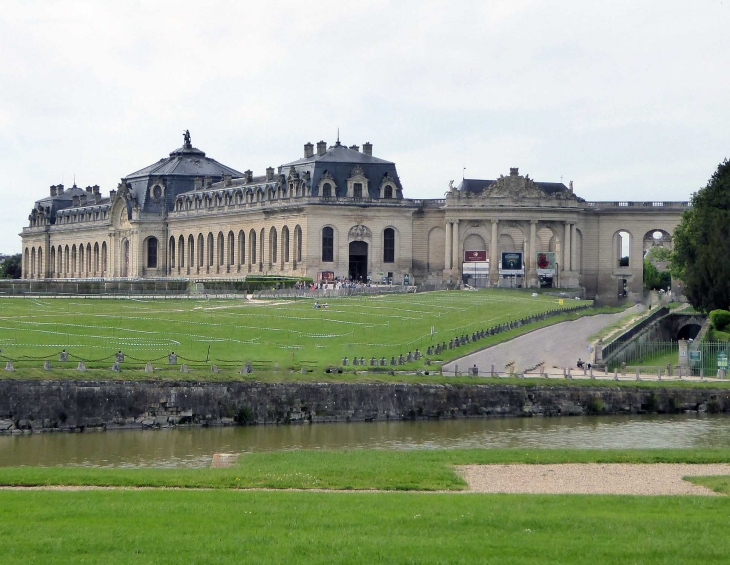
[443, 305, 644, 375]
[457, 463, 730, 495]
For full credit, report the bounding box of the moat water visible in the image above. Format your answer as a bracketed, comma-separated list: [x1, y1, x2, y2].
[2, 414, 730, 468]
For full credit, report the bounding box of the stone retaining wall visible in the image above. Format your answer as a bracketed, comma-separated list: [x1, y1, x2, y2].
[0, 381, 728, 433]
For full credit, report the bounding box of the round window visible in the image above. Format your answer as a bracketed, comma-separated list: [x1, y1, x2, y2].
[152, 185, 162, 199]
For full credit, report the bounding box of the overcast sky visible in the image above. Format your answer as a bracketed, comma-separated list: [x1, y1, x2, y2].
[1, 0, 729, 253]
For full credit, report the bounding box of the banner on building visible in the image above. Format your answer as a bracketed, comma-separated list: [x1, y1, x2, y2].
[536, 252, 556, 275]
[317, 271, 335, 283]
[500, 252, 523, 274]
[464, 250, 487, 262]
[462, 261, 489, 275]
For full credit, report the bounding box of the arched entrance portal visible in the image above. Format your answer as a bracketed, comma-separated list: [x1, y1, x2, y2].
[349, 241, 368, 281]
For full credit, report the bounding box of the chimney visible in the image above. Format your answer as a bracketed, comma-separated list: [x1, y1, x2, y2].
[245, 170, 253, 183]
[57, 184, 64, 194]
[109, 190, 117, 201]
[85, 186, 93, 193]
[204, 175, 213, 188]
[194, 177, 203, 190]
[266, 167, 274, 181]
[349, 145, 360, 152]
[92, 185, 100, 202]
[72, 196, 80, 207]
[79, 194, 87, 206]
[50, 185, 57, 197]
[304, 142, 314, 158]
[223, 174, 232, 186]
[316, 141, 327, 156]
[363, 142, 372, 156]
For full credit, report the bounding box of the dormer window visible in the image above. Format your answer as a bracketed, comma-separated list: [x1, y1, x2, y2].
[323, 183, 332, 198]
[354, 183, 363, 198]
[346, 166, 369, 198]
[384, 185, 393, 199]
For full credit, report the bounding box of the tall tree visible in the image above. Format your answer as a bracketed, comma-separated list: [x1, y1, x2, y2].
[672, 159, 730, 312]
[0, 254, 22, 279]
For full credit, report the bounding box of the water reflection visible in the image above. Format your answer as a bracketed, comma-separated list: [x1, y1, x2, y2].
[0, 414, 728, 468]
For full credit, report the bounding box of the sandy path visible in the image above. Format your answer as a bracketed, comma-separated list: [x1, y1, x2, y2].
[457, 463, 730, 496]
[443, 305, 644, 374]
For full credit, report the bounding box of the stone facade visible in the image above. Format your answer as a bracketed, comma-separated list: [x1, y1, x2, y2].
[20, 134, 690, 301]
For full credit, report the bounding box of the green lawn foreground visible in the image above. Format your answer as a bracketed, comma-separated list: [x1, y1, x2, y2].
[0, 490, 728, 564]
[2, 448, 730, 491]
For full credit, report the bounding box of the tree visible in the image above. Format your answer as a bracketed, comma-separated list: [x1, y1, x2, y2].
[671, 159, 730, 312]
[0, 254, 22, 279]
[645, 246, 671, 263]
[643, 259, 662, 290]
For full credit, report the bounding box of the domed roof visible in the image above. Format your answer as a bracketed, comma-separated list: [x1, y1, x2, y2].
[124, 132, 243, 180]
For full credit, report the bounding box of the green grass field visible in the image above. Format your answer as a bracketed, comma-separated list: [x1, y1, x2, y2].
[0, 290, 592, 371]
[1, 490, 729, 564]
[1, 449, 730, 563]
[2, 448, 730, 490]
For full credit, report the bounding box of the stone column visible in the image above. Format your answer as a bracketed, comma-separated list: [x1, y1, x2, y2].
[490, 219, 499, 286]
[570, 223, 578, 273]
[451, 220, 459, 276]
[528, 220, 538, 288]
[563, 222, 571, 273]
[444, 221, 452, 272]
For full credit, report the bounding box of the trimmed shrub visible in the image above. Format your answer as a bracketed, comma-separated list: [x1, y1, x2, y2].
[710, 309, 730, 331]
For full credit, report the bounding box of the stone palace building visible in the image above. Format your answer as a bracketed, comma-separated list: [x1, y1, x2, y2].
[20, 132, 689, 300]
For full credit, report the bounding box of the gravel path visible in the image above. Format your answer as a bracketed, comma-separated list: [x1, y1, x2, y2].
[457, 463, 730, 496]
[443, 304, 644, 375]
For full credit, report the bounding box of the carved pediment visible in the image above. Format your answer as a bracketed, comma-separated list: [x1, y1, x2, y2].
[348, 224, 372, 240]
[481, 169, 545, 199]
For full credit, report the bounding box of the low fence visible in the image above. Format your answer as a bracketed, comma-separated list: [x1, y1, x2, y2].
[606, 341, 678, 371]
[252, 285, 417, 299]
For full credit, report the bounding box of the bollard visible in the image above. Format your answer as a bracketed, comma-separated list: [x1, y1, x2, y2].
[658, 368, 662, 381]
[180, 364, 189, 373]
[590, 366, 595, 379]
[563, 368, 567, 378]
[666, 363, 672, 377]
[111, 362, 120, 372]
[454, 364, 458, 376]
[4, 361, 14, 372]
[59, 351, 68, 362]
[491, 364, 495, 377]
[567, 368, 572, 379]
[636, 368, 641, 381]
[210, 364, 219, 373]
[43, 360, 51, 370]
[77, 361, 86, 372]
[583, 367, 587, 376]
[145, 362, 153, 373]
[301, 367, 307, 374]
[168, 353, 177, 365]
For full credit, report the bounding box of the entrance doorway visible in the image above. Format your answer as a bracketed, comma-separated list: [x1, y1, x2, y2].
[348, 241, 368, 281]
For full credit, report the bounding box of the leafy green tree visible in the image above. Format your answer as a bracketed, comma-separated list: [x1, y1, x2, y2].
[671, 159, 730, 312]
[643, 259, 662, 290]
[645, 246, 671, 262]
[0, 254, 21, 279]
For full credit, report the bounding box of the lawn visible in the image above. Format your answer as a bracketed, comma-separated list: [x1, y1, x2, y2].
[2, 448, 730, 490]
[0, 489, 729, 564]
[0, 290, 594, 372]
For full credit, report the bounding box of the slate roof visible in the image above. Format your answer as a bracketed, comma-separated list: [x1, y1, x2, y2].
[281, 143, 394, 167]
[125, 145, 244, 180]
[458, 178, 569, 195]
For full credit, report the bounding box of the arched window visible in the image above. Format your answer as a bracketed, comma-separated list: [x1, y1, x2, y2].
[282, 226, 290, 263]
[322, 227, 334, 262]
[101, 242, 107, 273]
[217, 232, 225, 266]
[270, 227, 278, 264]
[169, 236, 176, 269]
[384, 228, 395, 263]
[384, 185, 393, 199]
[179, 235, 185, 268]
[238, 230, 245, 265]
[250, 229, 257, 264]
[198, 234, 204, 267]
[295, 225, 302, 262]
[228, 231, 235, 266]
[147, 237, 158, 268]
[323, 183, 332, 198]
[208, 233, 214, 267]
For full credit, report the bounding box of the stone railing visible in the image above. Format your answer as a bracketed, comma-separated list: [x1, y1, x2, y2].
[585, 201, 691, 209]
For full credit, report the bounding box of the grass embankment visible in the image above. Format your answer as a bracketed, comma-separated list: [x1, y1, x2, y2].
[2, 448, 730, 491]
[0, 291, 600, 374]
[1, 490, 729, 564]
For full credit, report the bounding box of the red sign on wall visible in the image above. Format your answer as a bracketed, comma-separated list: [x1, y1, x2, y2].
[464, 250, 487, 262]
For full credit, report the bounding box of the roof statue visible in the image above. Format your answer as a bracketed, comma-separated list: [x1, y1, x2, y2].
[183, 129, 191, 148]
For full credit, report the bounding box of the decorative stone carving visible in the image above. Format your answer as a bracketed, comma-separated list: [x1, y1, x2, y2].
[478, 168, 581, 201]
[348, 225, 372, 240]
